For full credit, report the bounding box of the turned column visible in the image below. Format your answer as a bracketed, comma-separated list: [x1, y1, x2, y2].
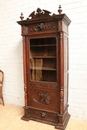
[59, 31, 64, 114]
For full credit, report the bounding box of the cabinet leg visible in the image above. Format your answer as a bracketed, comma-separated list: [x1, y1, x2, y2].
[21, 114, 30, 121]
[21, 106, 30, 121]
[0, 97, 4, 106]
[2, 97, 4, 106]
[55, 113, 70, 130]
[55, 125, 65, 130]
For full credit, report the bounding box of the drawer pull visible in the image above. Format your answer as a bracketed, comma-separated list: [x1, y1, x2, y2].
[41, 112, 46, 117]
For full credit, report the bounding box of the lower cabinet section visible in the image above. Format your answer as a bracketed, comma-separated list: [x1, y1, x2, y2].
[30, 108, 58, 125]
[29, 87, 59, 111]
[21, 106, 70, 130]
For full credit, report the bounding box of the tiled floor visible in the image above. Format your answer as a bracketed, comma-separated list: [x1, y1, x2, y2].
[0, 103, 87, 130]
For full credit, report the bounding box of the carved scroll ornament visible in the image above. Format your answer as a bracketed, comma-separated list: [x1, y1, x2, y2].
[27, 8, 53, 20]
[19, 5, 63, 21]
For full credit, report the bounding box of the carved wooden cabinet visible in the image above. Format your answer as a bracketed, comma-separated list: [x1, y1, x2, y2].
[17, 6, 71, 130]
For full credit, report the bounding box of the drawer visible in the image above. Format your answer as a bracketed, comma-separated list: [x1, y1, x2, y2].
[30, 108, 58, 123]
[29, 87, 59, 111]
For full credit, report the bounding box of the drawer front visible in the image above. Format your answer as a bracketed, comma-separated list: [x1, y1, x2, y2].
[30, 108, 58, 123]
[29, 87, 59, 111]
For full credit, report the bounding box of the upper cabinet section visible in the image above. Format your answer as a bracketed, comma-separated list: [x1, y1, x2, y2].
[17, 5, 71, 35]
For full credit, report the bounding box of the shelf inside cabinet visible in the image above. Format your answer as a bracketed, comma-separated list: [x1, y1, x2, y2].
[30, 69, 56, 82]
[30, 67, 56, 71]
[30, 46, 56, 57]
[31, 56, 56, 58]
[30, 44, 56, 47]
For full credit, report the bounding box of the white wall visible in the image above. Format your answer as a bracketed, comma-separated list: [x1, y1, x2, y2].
[0, 0, 87, 119]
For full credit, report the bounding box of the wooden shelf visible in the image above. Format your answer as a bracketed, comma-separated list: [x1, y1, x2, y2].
[31, 56, 56, 58]
[30, 67, 56, 71]
[31, 44, 56, 47]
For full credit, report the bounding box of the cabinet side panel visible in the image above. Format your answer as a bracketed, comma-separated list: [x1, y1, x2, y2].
[62, 21, 68, 33]
[64, 33, 69, 109]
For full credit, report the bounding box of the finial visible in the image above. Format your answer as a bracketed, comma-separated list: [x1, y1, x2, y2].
[58, 5, 62, 14]
[20, 12, 24, 20]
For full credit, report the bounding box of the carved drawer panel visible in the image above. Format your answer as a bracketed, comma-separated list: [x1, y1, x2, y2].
[29, 87, 59, 111]
[30, 108, 58, 123]
[28, 21, 57, 35]
[30, 82, 59, 89]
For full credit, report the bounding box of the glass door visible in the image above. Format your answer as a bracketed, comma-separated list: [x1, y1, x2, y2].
[29, 37, 56, 82]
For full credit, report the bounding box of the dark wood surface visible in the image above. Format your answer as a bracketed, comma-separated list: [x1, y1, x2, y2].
[17, 5, 71, 130]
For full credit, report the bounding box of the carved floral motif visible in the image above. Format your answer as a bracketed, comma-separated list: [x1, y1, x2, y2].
[30, 83, 58, 89]
[39, 92, 50, 105]
[28, 23, 57, 32]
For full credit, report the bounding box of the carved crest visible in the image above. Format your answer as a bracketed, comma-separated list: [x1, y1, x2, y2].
[27, 8, 53, 20]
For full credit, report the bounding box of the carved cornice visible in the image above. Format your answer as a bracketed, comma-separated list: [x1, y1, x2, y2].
[17, 6, 71, 26]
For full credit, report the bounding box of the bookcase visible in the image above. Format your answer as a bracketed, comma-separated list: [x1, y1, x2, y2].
[17, 5, 71, 130]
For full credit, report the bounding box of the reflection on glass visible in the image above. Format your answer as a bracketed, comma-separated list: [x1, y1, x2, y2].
[30, 38, 56, 82]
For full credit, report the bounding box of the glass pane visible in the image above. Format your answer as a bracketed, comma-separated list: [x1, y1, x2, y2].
[30, 37, 56, 82]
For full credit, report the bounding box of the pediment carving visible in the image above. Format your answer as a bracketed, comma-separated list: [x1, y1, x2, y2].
[27, 8, 54, 20]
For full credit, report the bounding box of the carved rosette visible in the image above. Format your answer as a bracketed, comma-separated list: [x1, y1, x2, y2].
[39, 92, 50, 105]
